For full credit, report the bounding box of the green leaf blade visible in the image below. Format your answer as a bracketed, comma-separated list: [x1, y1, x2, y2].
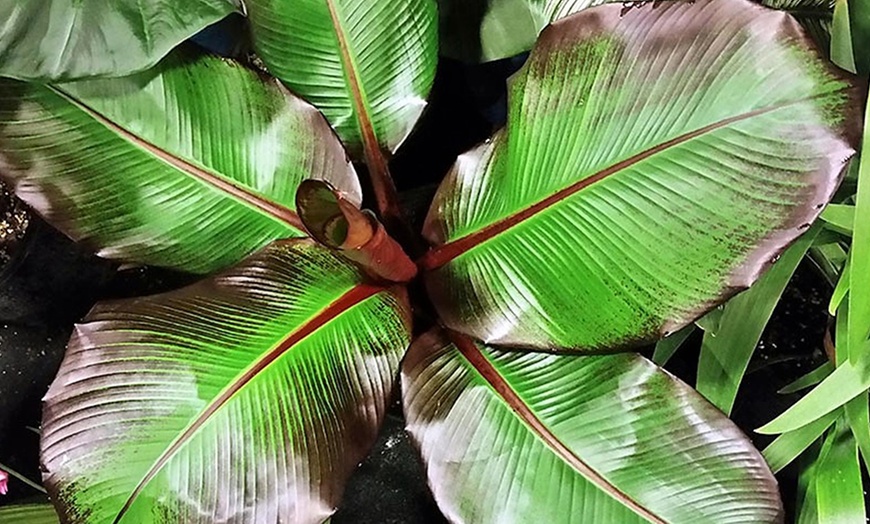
[0, 51, 360, 274]
[0, 1, 238, 81]
[40, 240, 412, 523]
[438, 0, 608, 62]
[815, 420, 865, 523]
[778, 361, 835, 394]
[245, 0, 438, 156]
[440, 0, 837, 63]
[848, 91, 870, 363]
[652, 323, 694, 366]
[422, 0, 860, 353]
[758, 355, 870, 434]
[403, 330, 783, 523]
[0, 504, 60, 524]
[762, 408, 838, 473]
[762, 0, 836, 52]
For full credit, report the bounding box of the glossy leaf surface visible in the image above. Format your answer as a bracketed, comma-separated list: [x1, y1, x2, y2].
[245, 0, 438, 157]
[41, 240, 412, 524]
[421, 0, 859, 352]
[0, 51, 359, 274]
[0, 1, 238, 81]
[403, 330, 783, 523]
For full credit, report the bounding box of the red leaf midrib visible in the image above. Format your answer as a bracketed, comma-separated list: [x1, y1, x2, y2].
[50, 85, 306, 232]
[419, 91, 849, 271]
[449, 331, 666, 524]
[112, 283, 384, 524]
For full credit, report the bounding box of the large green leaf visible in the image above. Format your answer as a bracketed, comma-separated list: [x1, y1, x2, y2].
[402, 329, 783, 523]
[420, 0, 859, 352]
[0, 50, 359, 274]
[245, 0, 438, 158]
[40, 240, 411, 523]
[0, 1, 238, 81]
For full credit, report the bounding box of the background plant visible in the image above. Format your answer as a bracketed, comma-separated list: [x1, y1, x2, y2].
[0, 0, 863, 522]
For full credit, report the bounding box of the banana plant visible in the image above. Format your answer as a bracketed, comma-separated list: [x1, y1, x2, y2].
[0, 0, 863, 522]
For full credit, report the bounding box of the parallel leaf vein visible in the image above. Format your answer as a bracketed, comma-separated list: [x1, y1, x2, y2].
[111, 283, 384, 524]
[48, 85, 305, 232]
[448, 331, 666, 524]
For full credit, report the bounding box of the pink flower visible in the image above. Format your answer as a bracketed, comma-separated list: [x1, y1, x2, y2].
[0, 469, 7, 495]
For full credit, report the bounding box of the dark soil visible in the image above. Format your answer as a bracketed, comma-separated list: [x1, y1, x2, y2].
[0, 181, 28, 268]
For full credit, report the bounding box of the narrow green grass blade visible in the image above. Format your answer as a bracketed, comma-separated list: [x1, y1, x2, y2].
[848, 98, 870, 364]
[652, 324, 694, 366]
[0, 461, 46, 494]
[837, 295, 851, 365]
[403, 330, 783, 523]
[845, 393, 870, 472]
[779, 362, 835, 394]
[758, 355, 870, 434]
[762, 408, 838, 473]
[830, 252, 851, 314]
[815, 420, 865, 523]
[810, 242, 848, 288]
[695, 307, 724, 335]
[840, 0, 870, 74]
[697, 225, 821, 415]
[820, 203, 855, 235]
[796, 441, 822, 524]
[832, 0, 858, 72]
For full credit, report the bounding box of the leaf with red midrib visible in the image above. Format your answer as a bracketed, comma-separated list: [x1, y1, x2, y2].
[421, 0, 861, 353]
[41, 240, 412, 524]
